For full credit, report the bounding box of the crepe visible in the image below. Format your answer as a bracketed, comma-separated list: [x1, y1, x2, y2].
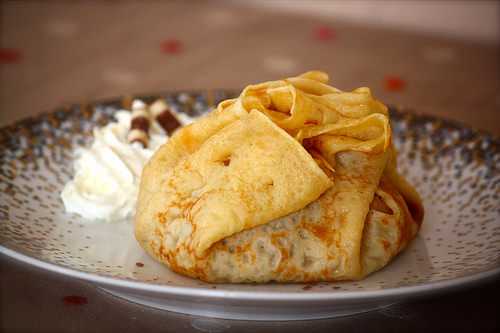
[135, 71, 424, 283]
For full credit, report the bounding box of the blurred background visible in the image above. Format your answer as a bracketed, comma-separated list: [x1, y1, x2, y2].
[1, 0, 499, 134]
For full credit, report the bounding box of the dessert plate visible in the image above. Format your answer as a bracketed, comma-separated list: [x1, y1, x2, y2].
[1, 90, 499, 320]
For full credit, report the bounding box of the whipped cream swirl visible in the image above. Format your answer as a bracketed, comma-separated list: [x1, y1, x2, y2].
[61, 100, 194, 222]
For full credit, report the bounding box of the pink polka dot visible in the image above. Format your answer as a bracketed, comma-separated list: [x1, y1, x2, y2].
[384, 76, 406, 92]
[161, 39, 183, 55]
[314, 26, 336, 41]
[0, 48, 22, 64]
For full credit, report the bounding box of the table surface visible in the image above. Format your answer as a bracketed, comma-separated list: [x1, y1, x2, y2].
[1, 1, 499, 135]
[1, 2, 499, 332]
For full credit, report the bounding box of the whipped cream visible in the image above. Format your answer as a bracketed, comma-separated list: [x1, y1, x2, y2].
[61, 100, 195, 222]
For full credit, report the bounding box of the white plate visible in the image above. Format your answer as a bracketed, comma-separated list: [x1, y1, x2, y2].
[1, 91, 499, 320]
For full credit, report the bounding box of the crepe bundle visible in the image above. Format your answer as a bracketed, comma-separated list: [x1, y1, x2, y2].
[135, 71, 424, 283]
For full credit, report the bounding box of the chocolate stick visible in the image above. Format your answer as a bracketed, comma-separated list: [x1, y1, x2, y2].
[127, 100, 150, 147]
[150, 99, 182, 135]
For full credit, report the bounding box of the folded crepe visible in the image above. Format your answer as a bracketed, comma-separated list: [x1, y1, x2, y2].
[135, 71, 424, 283]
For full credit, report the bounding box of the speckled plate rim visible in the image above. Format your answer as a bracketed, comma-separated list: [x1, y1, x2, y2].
[2, 245, 500, 302]
[1, 92, 499, 303]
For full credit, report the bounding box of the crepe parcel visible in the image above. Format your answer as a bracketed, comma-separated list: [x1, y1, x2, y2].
[135, 71, 424, 283]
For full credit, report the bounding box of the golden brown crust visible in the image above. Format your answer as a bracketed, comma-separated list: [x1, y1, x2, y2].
[134, 71, 423, 283]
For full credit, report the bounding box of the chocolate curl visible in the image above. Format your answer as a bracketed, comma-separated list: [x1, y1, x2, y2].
[150, 99, 181, 135]
[128, 100, 150, 147]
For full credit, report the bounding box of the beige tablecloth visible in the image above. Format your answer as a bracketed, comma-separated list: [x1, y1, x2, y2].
[1, 1, 499, 135]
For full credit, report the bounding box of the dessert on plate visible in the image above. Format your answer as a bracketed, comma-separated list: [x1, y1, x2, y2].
[134, 71, 424, 283]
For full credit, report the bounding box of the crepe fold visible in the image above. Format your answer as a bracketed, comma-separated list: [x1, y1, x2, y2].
[135, 71, 423, 283]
